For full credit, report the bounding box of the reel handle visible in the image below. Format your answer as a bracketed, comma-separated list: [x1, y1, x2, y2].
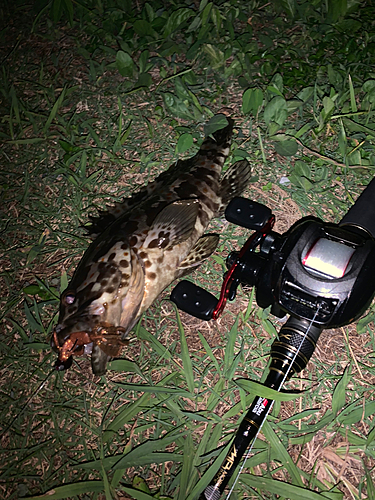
[170, 280, 218, 320]
[225, 198, 272, 230]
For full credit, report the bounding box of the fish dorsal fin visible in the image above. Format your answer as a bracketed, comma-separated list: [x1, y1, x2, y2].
[179, 234, 219, 269]
[85, 116, 235, 239]
[143, 199, 199, 250]
[86, 185, 156, 238]
[217, 160, 252, 216]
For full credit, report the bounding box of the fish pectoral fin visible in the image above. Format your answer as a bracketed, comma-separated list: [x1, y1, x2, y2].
[217, 160, 252, 216]
[91, 344, 110, 376]
[120, 251, 145, 332]
[178, 234, 219, 269]
[143, 199, 199, 250]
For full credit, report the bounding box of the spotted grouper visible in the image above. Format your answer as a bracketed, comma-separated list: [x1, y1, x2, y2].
[51, 115, 252, 375]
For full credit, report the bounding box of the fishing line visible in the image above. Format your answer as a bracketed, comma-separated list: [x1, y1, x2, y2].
[225, 304, 322, 499]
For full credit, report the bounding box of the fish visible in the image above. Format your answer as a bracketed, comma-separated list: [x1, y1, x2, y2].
[51, 115, 252, 375]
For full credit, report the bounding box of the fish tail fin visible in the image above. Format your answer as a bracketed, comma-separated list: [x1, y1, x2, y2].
[217, 159, 252, 216]
[199, 115, 234, 157]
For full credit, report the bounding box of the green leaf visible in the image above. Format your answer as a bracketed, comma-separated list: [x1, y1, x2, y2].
[242, 88, 263, 115]
[63, 0, 73, 25]
[178, 433, 194, 500]
[294, 160, 311, 178]
[59, 140, 80, 153]
[7, 318, 29, 342]
[185, 440, 231, 500]
[24, 342, 50, 350]
[51, 0, 64, 23]
[25, 481, 104, 499]
[23, 282, 59, 301]
[79, 451, 181, 471]
[23, 285, 43, 296]
[121, 487, 156, 500]
[332, 365, 350, 416]
[60, 270, 68, 293]
[120, 119, 132, 145]
[338, 399, 375, 425]
[201, 43, 224, 69]
[363, 79, 375, 93]
[176, 308, 195, 394]
[327, 0, 347, 23]
[356, 311, 375, 333]
[203, 114, 229, 136]
[132, 476, 151, 493]
[108, 360, 142, 375]
[264, 96, 288, 127]
[290, 175, 313, 191]
[338, 118, 347, 157]
[116, 51, 134, 77]
[348, 74, 357, 113]
[280, 0, 297, 18]
[24, 301, 43, 333]
[138, 50, 150, 73]
[240, 474, 343, 500]
[365, 467, 375, 500]
[7, 137, 45, 145]
[162, 92, 194, 120]
[101, 464, 113, 500]
[137, 326, 172, 360]
[235, 378, 304, 401]
[134, 72, 152, 89]
[176, 133, 194, 154]
[44, 86, 67, 133]
[262, 420, 304, 487]
[270, 73, 284, 95]
[322, 96, 335, 117]
[163, 8, 194, 36]
[224, 316, 238, 374]
[197, 331, 220, 373]
[102, 393, 151, 441]
[112, 432, 182, 469]
[367, 425, 375, 446]
[133, 20, 154, 37]
[297, 87, 314, 102]
[274, 139, 298, 156]
[207, 377, 225, 411]
[115, 383, 193, 397]
[289, 160, 314, 191]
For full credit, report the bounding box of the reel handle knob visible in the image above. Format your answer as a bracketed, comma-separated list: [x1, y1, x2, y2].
[170, 280, 218, 320]
[225, 198, 272, 230]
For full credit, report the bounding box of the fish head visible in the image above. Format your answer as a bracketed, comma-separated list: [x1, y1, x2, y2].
[51, 242, 145, 374]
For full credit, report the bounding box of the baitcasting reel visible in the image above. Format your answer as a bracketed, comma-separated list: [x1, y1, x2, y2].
[170, 177, 375, 500]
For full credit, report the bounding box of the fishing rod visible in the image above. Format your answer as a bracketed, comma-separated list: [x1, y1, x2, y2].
[171, 176, 375, 499]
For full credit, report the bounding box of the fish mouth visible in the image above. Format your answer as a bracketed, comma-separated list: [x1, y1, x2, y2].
[52, 324, 128, 372]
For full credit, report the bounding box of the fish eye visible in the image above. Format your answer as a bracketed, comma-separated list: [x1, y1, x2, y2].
[64, 292, 76, 305]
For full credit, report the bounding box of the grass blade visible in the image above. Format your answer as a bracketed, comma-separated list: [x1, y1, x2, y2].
[262, 420, 304, 487]
[25, 481, 105, 499]
[240, 474, 343, 500]
[176, 307, 195, 394]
